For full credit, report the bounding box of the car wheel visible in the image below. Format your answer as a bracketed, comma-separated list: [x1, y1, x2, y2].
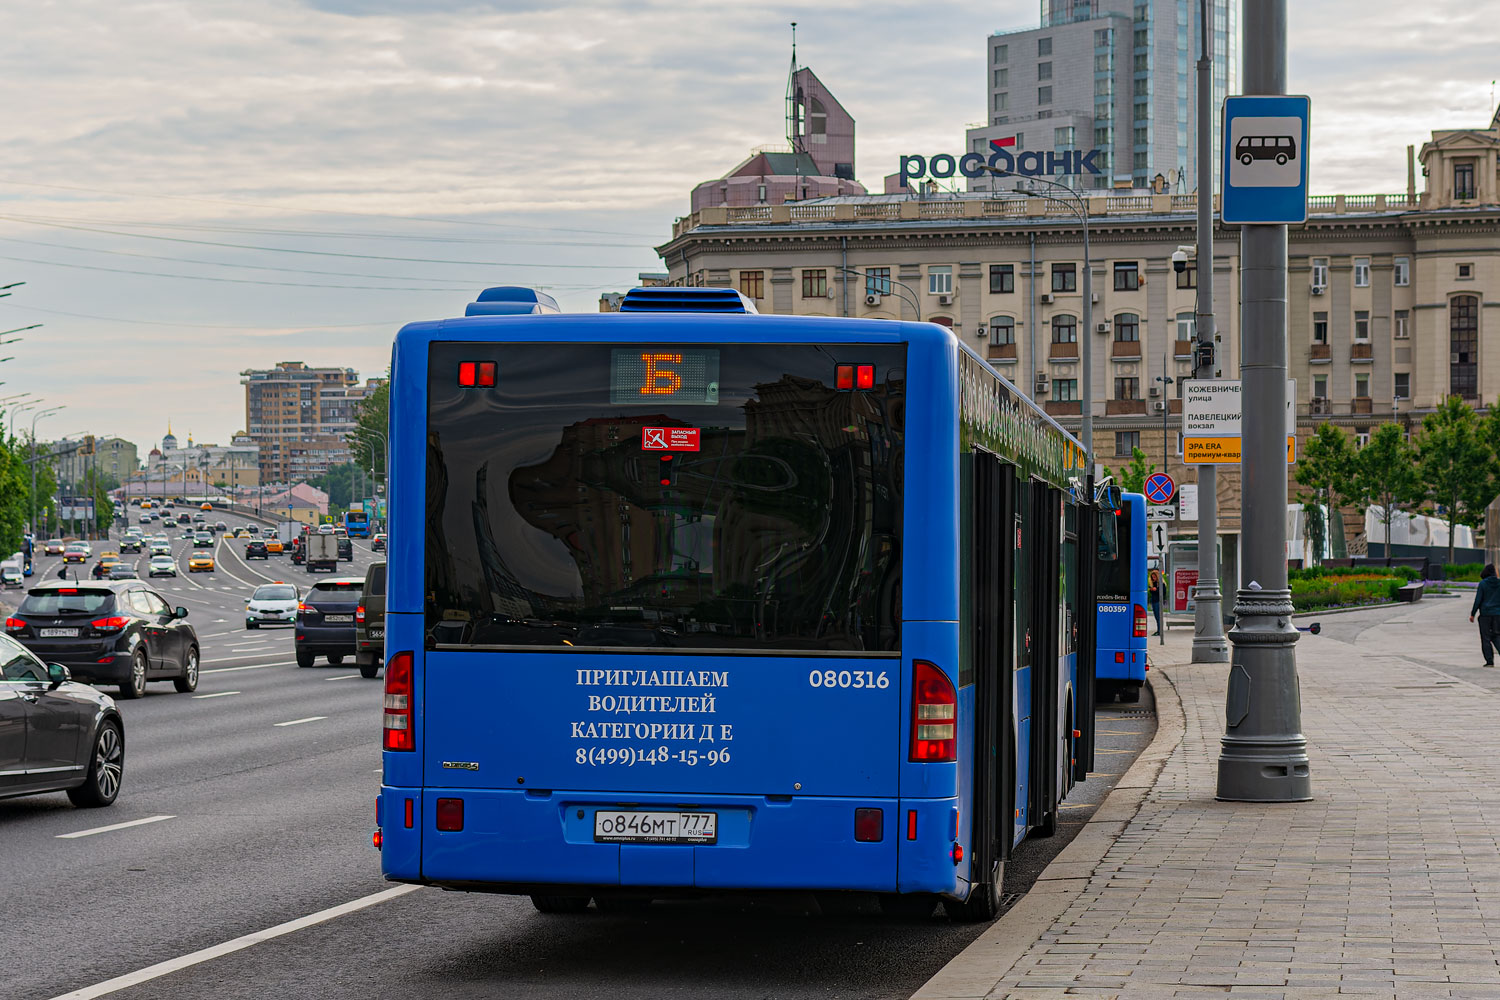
[328, 654, 345, 666]
[246, 621, 258, 629]
[360, 661, 380, 679]
[118, 649, 148, 700]
[296, 648, 315, 668]
[174, 646, 200, 693]
[67, 718, 124, 808]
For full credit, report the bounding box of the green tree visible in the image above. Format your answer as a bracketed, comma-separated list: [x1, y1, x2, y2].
[1416, 395, 1495, 564]
[1297, 422, 1359, 560]
[348, 379, 389, 482]
[311, 462, 359, 512]
[79, 466, 115, 536]
[1355, 423, 1420, 565]
[1104, 447, 1155, 495]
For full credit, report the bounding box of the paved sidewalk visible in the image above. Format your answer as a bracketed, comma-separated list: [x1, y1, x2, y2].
[918, 597, 1500, 999]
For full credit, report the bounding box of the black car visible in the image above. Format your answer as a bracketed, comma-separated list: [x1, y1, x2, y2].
[4, 581, 200, 699]
[295, 577, 362, 668]
[245, 540, 269, 559]
[0, 633, 124, 807]
[119, 536, 143, 553]
[355, 562, 385, 679]
[337, 536, 353, 562]
[107, 564, 139, 580]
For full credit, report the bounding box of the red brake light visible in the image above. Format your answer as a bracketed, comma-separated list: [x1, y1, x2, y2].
[910, 660, 957, 762]
[458, 361, 496, 388]
[356, 605, 366, 623]
[458, 361, 476, 386]
[436, 797, 465, 832]
[836, 364, 854, 390]
[1134, 604, 1148, 637]
[4, 617, 24, 630]
[383, 651, 415, 751]
[90, 616, 131, 631]
[59, 588, 78, 595]
[856, 364, 875, 389]
[297, 601, 308, 612]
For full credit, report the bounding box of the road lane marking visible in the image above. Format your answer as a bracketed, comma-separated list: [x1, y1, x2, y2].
[202, 660, 295, 674]
[48, 884, 421, 1000]
[325, 673, 360, 680]
[57, 815, 175, 840]
[273, 716, 327, 727]
[192, 691, 241, 699]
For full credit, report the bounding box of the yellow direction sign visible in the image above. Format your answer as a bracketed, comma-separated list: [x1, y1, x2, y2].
[1182, 378, 1296, 465]
[1183, 435, 1297, 464]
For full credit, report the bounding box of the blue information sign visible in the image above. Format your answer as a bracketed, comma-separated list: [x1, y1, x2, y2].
[1221, 95, 1311, 225]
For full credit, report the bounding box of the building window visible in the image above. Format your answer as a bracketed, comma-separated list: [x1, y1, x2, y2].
[1052, 263, 1076, 292]
[1094, 28, 1112, 46]
[1114, 430, 1140, 456]
[1354, 310, 1370, 341]
[1355, 373, 1370, 399]
[989, 264, 1014, 293]
[1176, 264, 1197, 289]
[1394, 309, 1409, 339]
[1055, 378, 1079, 401]
[1313, 375, 1327, 399]
[1038, 37, 1052, 56]
[1176, 311, 1195, 340]
[1038, 86, 1053, 105]
[1311, 257, 1328, 290]
[1393, 256, 1410, 286]
[1451, 294, 1479, 398]
[1014, 132, 1024, 148]
[994, 68, 1008, 87]
[990, 316, 1016, 346]
[1394, 372, 1410, 399]
[1115, 312, 1140, 341]
[1052, 314, 1078, 343]
[928, 265, 953, 296]
[739, 270, 763, 300]
[1313, 311, 1328, 343]
[1054, 125, 1074, 146]
[994, 92, 1009, 112]
[1355, 429, 1370, 448]
[1455, 160, 1476, 200]
[801, 269, 827, 298]
[865, 267, 892, 296]
[1038, 61, 1052, 81]
[994, 43, 1008, 63]
[1113, 261, 1140, 291]
[1115, 377, 1140, 400]
[1354, 257, 1370, 287]
[1458, 263, 1474, 280]
[1094, 53, 1111, 72]
[757, 184, 767, 202]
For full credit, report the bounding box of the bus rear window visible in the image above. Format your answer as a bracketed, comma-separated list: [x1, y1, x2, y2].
[425, 342, 905, 653]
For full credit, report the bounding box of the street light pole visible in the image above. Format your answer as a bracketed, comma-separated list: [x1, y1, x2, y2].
[832, 265, 921, 321]
[1193, 0, 1229, 663]
[30, 406, 63, 537]
[1217, 0, 1310, 802]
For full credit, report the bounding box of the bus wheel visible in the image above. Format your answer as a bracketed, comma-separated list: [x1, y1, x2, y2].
[880, 893, 937, 919]
[530, 894, 590, 914]
[942, 859, 1003, 922]
[1118, 682, 1142, 704]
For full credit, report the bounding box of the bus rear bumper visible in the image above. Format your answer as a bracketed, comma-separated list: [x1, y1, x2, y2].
[377, 787, 964, 896]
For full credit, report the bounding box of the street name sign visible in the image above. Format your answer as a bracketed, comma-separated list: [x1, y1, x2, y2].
[1221, 94, 1311, 225]
[1183, 378, 1296, 465]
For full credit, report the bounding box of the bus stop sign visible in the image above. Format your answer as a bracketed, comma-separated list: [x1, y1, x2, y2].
[1221, 94, 1311, 225]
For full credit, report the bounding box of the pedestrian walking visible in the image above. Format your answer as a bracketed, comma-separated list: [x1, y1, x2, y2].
[1148, 567, 1164, 635]
[1469, 563, 1500, 666]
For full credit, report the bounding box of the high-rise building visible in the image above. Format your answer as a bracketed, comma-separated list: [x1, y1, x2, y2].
[968, 0, 1235, 193]
[241, 362, 383, 484]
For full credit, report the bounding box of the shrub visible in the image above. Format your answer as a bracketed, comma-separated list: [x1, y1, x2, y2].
[1444, 563, 1485, 582]
[1289, 572, 1406, 611]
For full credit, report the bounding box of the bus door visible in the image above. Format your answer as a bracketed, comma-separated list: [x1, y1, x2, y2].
[1011, 480, 1033, 845]
[967, 450, 1017, 868]
[1072, 501, 1098, 782]
[1028, 483, 1063, 834]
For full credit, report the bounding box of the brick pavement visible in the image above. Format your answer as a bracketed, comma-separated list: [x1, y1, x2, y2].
[919, 597, 1500, 999]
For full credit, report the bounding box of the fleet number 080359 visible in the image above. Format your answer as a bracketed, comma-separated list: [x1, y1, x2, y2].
[808, 670, 890, 689]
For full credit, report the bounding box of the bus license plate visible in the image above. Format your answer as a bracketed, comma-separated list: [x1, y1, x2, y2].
[594, 810, 717, 844]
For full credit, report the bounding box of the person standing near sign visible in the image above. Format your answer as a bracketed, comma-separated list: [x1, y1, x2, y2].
[1470, 564, 1500, 666]
[1148, 566, 1164, 635]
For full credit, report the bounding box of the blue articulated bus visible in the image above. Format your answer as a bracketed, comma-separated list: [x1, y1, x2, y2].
[1095, 492, 1147, 703]
[375, 285, 1109, 920]
[343, 509, 371, 538]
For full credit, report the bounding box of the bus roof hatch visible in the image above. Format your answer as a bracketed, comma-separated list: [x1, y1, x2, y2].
[464, 286, 562, 317]
[618, 286, 759, 314]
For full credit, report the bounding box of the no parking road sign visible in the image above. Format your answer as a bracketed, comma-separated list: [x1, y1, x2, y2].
[1144, 472, 1176, 505]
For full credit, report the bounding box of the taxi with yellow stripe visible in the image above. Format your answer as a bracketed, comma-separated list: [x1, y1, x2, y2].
[187, 550, 215, 573]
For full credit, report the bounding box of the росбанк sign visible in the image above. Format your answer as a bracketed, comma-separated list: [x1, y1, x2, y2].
[900, 137, 1102, 187]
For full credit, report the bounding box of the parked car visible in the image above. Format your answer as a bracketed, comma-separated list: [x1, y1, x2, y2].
[245, 581, 299, 628]
[244, 540, 269, 560]
[147, 555, 177, 578]
[355, 562, 386, 679]
[0, 633, 125, 806]
[4, 580, 199, 699]
[294, 577, 363, 667]
[371, 533, 386, 552]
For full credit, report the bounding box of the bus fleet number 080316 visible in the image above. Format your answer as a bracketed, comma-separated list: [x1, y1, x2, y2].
[808, 670, 891, 690]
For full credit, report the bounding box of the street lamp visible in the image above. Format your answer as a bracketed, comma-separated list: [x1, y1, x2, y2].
[30, 405, 63, 536]
[0, 325, 41, 337]
[980, 165, 1094, 467]
[9, 400, 38, 440]
[831, 265, 922, 321]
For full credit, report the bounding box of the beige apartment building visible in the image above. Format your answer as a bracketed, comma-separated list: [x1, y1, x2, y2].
[241, 362, 384, 484]
[655, 109, 1500, 533]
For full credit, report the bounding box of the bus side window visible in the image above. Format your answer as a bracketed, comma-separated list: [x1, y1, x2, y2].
[1097, 511, 1118, 562]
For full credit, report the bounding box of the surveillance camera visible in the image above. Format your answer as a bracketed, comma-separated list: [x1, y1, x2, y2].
[1171, 247, 1193, 273]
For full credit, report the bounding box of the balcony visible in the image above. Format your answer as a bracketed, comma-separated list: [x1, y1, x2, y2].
[1111, 340, 1141, 358]
[1351, 342, 1373, 362]
[1044, 400, 1082, 416]
[1310, 343, 1331, 363]
[987, 343, 1018, 363]
[1174, 340, 1194, 359]
[1049, 341, 1079, 359]
[1106, 399, 1147, 415]
[1352, 397, 1373, 414]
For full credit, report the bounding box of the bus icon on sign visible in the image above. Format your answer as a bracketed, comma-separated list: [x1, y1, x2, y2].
[1236, 135, 1296, 166]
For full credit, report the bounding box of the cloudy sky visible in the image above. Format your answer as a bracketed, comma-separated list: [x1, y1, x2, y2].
[1, 0, 1494, 453]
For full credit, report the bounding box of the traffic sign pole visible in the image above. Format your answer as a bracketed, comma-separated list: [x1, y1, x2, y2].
[1217, 0, 1311, 804]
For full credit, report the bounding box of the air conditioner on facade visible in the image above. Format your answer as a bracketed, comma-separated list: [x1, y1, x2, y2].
[865, 293, 882, 306]
[1151, 401, 1167, 414]
[975, 325, 988, 338]
[938, 294, 953, 305]
[1149, 385, 1161, 397]
[1310, 397, 1331, 414]
[1034, 373, 1050, 394]
[1040, 293, 1055, 304]
[1092, 292, 1101, 303]
[1311, 284, 1326, 295]
[1096, 321, 1111, 334]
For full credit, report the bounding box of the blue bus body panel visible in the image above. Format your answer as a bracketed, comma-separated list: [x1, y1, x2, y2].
[1096, 493, 1147, 684]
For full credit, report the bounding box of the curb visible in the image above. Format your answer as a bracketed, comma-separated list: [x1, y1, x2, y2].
[910, 665, 1189, 1000]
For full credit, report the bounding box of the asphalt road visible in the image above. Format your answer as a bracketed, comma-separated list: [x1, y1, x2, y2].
[4, 512, 1154, 1000]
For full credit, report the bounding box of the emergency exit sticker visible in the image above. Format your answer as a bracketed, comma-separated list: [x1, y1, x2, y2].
[641, 427, 701, 451]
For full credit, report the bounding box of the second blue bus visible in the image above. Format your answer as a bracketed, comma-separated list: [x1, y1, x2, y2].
[1095, 492, 1146, 702]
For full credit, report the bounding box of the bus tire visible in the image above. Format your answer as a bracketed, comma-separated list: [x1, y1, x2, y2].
[530, 894, 590, 914]
[1118, 682, 1142, 704]
[942, 859, 1003, 922]
[880, 893, 937, 919]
